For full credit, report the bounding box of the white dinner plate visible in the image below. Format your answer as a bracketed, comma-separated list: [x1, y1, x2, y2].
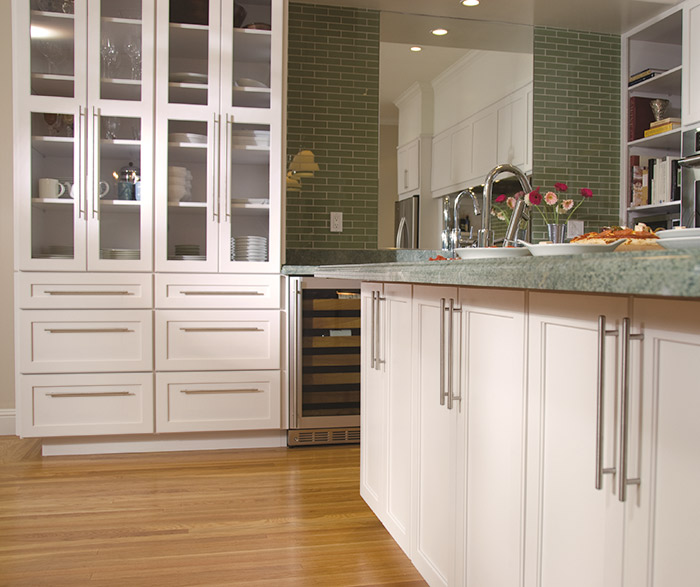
[170, 72, 208, 84]
[455, 247, 531, 259]
[655, 227, 700, 239]
[517, 239, 626, 256]
[235, 78, 268, 88]
[658, 236, 700, 249]
[169, 133, 207, 144]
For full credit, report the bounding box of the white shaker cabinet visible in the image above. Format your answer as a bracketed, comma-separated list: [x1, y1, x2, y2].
[525, 292, 629, 587]
[623, 297, 700, 587]
[411, 285, 462, 587]
[683, 0, 700, 127]
[360, 282, 413, 555]
[397, 139, 420, 197]
[154, 0, 284, 273]
[13, 0, 156, 272]
[457, 287, 526, 587]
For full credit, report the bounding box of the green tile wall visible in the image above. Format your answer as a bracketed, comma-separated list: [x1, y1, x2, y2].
[286, 3, 380, 249]
[532, 27, 621, 240]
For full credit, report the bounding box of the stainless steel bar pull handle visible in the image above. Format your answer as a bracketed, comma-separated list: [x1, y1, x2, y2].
[374, 293, 384, 369]
[45, 328, 132, 334]
[447, 299, 454, 410]
[596, 315, 618, 490]
[48, 391, 134, 398]
[618, 317, 643, 502]
[180, 388, 262, 394]
[439, 298, 447, 407]
[370, 291, 376, 370]
[179, 327, 262, 332]
[46, 290, 133, 296]
[179, 290, 263, 296]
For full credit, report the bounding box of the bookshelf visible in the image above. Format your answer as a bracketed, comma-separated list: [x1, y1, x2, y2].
[622, 7, 683, 229]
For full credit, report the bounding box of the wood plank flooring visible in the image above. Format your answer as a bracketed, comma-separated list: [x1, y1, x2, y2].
[0, 437, 426, 587]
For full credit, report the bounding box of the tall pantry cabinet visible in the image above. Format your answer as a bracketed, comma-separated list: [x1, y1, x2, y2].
[12, 0, 287, 450]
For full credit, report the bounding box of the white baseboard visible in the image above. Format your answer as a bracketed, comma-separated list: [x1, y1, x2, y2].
[41, 430, 287, 456]
[0, 409, 16, 436]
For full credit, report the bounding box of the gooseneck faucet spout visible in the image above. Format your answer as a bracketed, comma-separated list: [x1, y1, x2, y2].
[479, 163, 532, 247]
[446, 188, 480, 257]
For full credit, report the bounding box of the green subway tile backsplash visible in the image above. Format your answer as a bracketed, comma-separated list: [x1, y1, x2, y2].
[532, 26, 621, 241]
[286, 3, 380, 250]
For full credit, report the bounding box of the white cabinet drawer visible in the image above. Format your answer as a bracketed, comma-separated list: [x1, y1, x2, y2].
[155, 274, 282, 309]
[19, 373, 154, 437]
[19, 310, 153, 374]
[155, 310, 280, 371]
[155, 371, 281, 432]
[17, 273, 153, 309]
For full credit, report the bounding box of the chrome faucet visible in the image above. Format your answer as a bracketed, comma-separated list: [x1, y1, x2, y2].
[443, 189, 481, 257]
[479, 164, 533, 247]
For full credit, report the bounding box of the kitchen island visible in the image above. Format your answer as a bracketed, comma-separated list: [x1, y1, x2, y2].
[302, 247, 700, 587]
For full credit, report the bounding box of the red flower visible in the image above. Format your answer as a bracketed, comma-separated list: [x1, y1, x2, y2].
[495, 194, 507, 203]
[554, 182, 568, 192]
[527, 188, 542, 206]
[581, 188, 593, 198]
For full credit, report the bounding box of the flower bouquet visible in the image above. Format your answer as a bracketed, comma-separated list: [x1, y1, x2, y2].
[525, 182, 594, 224]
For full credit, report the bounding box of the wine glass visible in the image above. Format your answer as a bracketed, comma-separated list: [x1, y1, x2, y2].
[43, 112, 64, 136]
[104, 117, 120, 140]
[36, 40, 66, 74]
[100, 37, 120, 79]
[123, 35, 142, 80]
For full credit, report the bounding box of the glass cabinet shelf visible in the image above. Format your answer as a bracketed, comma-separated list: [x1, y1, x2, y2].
[100, 139, 141, 160]
[233, 28, 271, 62]
[31, 136, 74, 157]
[30, 74, 74, 97]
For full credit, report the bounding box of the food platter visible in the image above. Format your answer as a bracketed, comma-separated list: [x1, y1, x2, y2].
[517, 239, 626, 256]
[455, 247, 531, 259]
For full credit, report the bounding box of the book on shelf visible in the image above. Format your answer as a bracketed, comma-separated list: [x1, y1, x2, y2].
[629, 96, 656, 141]
[628, 67, 666, 84]
[650, 117, 681, 128]
[631, 161, 648, 207]
[644, 121, 681, 137]
[648, 156, 681, 205]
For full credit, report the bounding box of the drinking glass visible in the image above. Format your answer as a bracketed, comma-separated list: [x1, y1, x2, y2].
[100, 37, 120, 79]
[124, 36, 142, 80]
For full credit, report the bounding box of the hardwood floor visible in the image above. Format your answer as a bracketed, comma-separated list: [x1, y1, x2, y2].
[0, 437, 426, 587]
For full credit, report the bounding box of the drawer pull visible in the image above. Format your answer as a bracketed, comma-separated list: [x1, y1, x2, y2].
[179, 290, 263, 296]
[180, 388, 263, 394]
[47, 391, 135, 398]
[44, 328, 133, 334]
[45, 290, 134, 296]
[179, 327, 263, 332]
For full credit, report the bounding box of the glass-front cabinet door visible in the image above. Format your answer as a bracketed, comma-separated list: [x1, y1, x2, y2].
[155, 0, 282, 273]
[16, 0, 154, 271]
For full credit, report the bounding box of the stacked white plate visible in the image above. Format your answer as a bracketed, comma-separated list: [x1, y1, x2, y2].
[170, 243, 205, 261]
[169, 132, 207, 144]
[170, 72, 208, 84]
[232, 130, 270, 147]
[231, 236, 268, 261]
[36, 245, 74, 259]
[656, 227, 700, 250]
[101, 248, 140, 260]
[168, 166, 193, 202]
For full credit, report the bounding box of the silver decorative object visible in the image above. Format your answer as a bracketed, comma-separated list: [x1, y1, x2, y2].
[650, 98, 670, 121]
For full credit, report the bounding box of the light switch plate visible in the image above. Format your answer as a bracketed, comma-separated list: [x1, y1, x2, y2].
[330, 212, 343, 232]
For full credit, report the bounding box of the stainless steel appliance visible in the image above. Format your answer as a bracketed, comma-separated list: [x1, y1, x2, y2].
[680, 128, 700, 227]
[394, 194, 419, 248]
[288, 276, 361, 446]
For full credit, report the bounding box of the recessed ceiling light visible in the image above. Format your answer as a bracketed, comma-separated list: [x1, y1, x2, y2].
[461, 0, 480, 6]
[431, 28, 448, 36]
[410, 46, 422, 52]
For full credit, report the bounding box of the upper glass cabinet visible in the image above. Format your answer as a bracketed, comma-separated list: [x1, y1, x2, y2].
[164, 0, 274, 110]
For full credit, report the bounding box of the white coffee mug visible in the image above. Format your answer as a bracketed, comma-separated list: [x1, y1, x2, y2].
[38, 178, 66, 199]
[99, 181, 110, 198]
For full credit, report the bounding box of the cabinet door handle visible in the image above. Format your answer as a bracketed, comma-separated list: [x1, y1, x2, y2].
[375, 293, 385, 370]
[179, 327, 262, 333]
[618, 317, 643, 502]
[46, 290, 133, 296]
[224, 114, 232, 221]
[179, 290, 263, 296]
[448, 301, 461, 410]
[370, 291, 376, 370]
[403, 169, 408, 189]
[44, 328, 133, 334]
[212, 113, 221, 222]
[47, 391, 134, 398]
[77, 106, 86, 219]
[180, 388, 262, 394]
[92, 107, 100, 220]
[440, 298, 447, 406]
[596, 315, 618, 490]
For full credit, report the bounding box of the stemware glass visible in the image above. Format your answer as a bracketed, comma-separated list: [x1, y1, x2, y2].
[100, 37, 120, 79]
[123, 36, 142, 80]
[36, 40, 66, 74]
[104, 117, 120, 140]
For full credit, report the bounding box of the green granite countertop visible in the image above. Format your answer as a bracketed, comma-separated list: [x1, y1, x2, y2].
[308, 248, 700, 299]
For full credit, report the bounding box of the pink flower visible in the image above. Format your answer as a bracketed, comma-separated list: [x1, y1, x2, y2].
[526, 188, 542, 206]
[581, 188, 593, 198]
[495, 194, 507, 203]
[560, 199, 574, 211]
[554, 182, 568, 192]
[514, 191, 525, 199]
[544, 191, 558, 205]
[506, 196, 517, 209]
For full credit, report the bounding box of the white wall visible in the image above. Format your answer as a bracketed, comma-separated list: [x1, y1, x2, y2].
[378, 123, 398, 248]
[0, 1, 15, 412]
